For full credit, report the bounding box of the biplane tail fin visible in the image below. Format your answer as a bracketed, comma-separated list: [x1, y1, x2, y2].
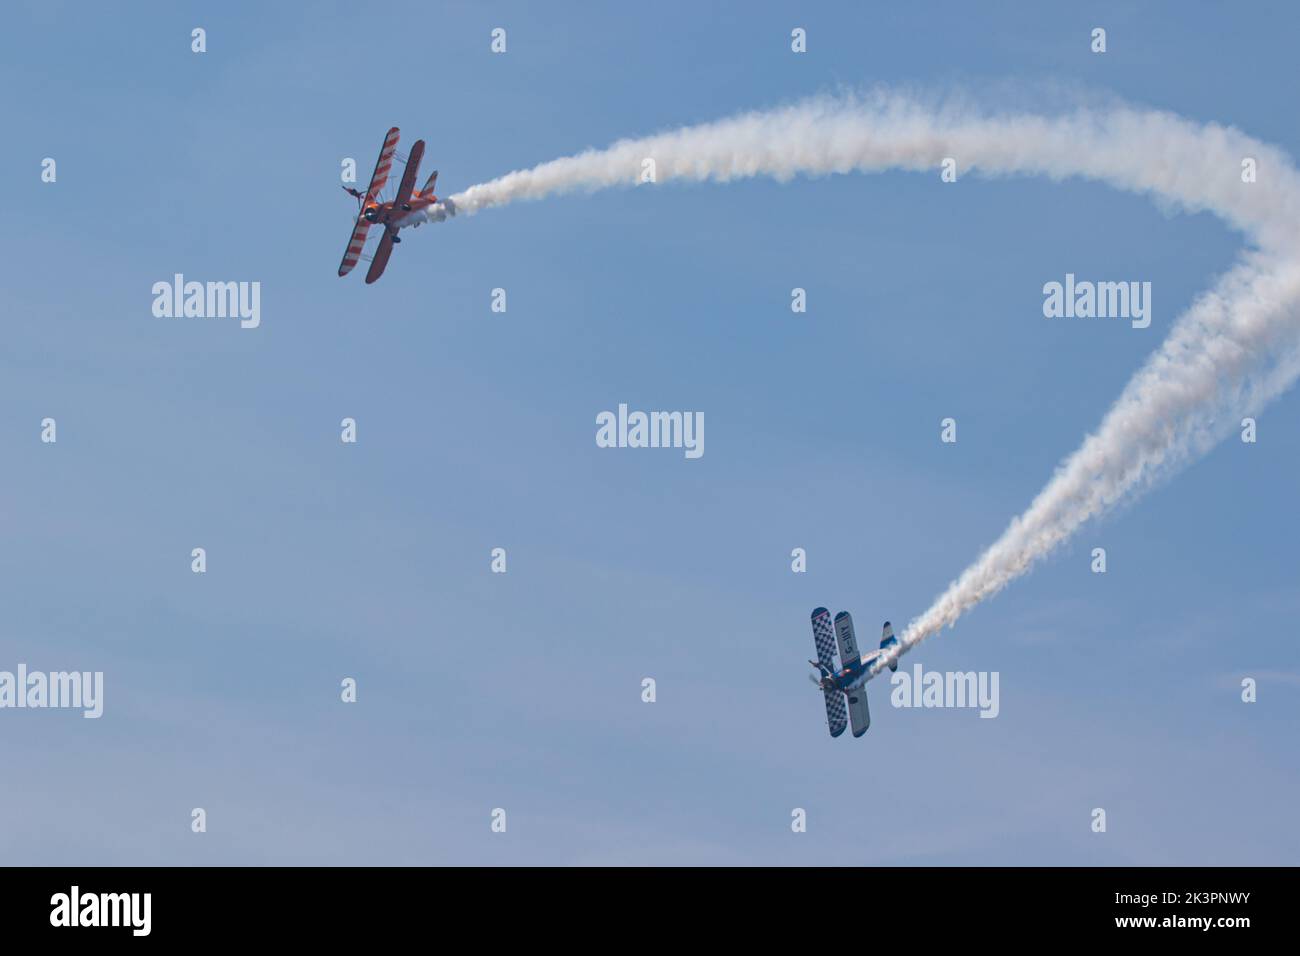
[419, 170, 438, 198]
[880, 621, 899, 672]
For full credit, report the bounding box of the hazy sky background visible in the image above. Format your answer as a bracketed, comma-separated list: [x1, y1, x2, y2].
[2, 1, 1297, 864]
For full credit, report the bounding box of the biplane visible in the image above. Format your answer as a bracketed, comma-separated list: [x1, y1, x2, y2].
[338, 127, 442, 284]
[806, 608, 900, 737]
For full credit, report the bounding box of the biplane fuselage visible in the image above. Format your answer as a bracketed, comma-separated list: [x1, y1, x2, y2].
[338, 126, 442, 284]
[360, 193, 439, 230]
[816, 654, 872, 694]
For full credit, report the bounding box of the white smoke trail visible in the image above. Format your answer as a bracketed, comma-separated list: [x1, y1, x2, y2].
[428, 92, 1300, 245]
[424, 91, 1300, 673]
[872, 252, 1300, 677]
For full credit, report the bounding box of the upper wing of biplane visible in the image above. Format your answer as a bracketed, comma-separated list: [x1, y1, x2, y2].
[810, 607, 847, 738]
[365, 127, 401, 203]
[338, 127, 401, 278]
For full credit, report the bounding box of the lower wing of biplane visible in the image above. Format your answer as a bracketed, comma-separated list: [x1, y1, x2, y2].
[834, 611, 871, 737]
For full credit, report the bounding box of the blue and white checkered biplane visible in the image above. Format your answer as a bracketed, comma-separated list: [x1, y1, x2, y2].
[807, 608, 899, 737]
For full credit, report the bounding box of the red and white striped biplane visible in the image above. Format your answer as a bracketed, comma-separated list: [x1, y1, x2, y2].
[338, 127, 442, 284]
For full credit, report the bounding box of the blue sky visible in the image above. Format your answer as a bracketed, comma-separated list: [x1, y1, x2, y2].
[2, 1, 1297, 864]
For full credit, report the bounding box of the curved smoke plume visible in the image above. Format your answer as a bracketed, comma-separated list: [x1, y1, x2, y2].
[423, 91, 1300, 675]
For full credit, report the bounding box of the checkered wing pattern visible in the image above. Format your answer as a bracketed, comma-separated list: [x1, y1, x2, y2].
[821, 686, 848, 738]
[811, 608, 847, 738]
[811, 607, 838, 671]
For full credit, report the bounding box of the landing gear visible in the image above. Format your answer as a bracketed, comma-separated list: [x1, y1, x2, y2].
[391, 234, 401, 244]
